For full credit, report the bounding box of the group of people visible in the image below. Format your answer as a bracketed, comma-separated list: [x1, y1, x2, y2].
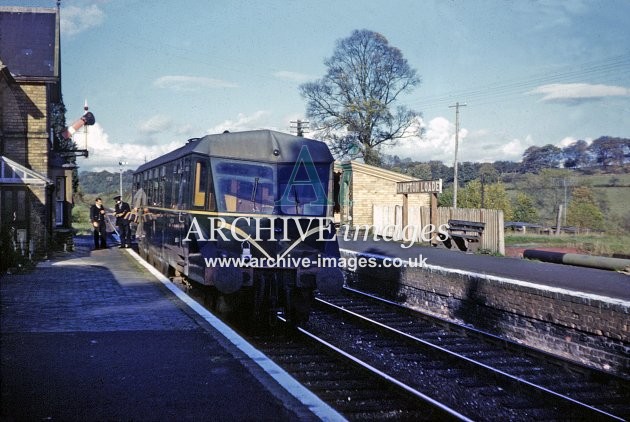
[89, 196, 132, 250]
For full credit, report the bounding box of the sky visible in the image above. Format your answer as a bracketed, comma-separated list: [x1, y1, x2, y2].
[4, 0, 630, 172]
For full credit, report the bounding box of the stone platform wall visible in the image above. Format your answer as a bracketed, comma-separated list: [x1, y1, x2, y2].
[341, 250, 629, 378]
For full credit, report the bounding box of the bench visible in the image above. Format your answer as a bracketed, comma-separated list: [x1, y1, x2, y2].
[443, 219, 485, 252]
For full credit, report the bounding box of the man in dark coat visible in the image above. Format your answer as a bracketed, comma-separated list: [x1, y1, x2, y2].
[89, 197, 107, 249]
[114, 195, 132, 248]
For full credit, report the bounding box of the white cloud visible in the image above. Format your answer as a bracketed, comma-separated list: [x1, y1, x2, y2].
[138, 114, 172, 135]
[61, 5, 104, 37]
[557, 136, 593, 148]
[206, 111, 273, 134]
[529, 83, 630, 103]
[153, 75, 238, 91]
[273, 70, 312, 83]
[74, 122, 183, 172]
[77, 111, 285, 171]
[386, 117, 542, 163]
[135, 115, 196, 145]
[386, 116, 469, 162]
[558, 136, 577, 148]
[500, 138, 527, 158]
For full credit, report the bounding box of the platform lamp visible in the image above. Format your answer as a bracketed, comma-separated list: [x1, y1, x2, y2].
[119, 161, 128, 200]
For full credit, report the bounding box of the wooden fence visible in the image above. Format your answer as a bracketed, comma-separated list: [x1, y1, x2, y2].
[372, 205, 505, 254]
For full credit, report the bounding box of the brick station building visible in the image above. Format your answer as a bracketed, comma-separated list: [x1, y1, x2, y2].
[1, 6, 76, 267]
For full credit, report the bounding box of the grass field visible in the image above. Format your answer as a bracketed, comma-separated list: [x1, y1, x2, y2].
[505, 232, 630, 257]
[505, 169, 630, 231]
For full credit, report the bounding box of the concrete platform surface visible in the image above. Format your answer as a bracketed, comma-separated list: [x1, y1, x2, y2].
[339, 237, 630, 302]
[1, 238, 341, 421]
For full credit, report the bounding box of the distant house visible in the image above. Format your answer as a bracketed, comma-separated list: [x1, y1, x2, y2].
[0, 5, 75, 266]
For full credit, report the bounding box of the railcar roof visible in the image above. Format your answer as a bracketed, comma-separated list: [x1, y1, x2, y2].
[135, 130, 333, 173]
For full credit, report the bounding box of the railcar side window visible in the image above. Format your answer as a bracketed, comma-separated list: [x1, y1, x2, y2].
[178, 159, 190, 210]
[193, 161, 207, 208]
[212, 159, 275, 213]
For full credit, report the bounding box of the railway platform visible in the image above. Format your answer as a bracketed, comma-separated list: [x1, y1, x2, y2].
[339, 236, 629, 376]
[0, 237, 341, 421]
[339, 237, 630, 301]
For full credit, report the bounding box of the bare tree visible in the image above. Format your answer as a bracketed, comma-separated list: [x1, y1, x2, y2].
[300, 29, 421, 166]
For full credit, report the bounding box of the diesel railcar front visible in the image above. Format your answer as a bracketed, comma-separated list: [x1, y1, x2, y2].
[132, 130, 344, 324]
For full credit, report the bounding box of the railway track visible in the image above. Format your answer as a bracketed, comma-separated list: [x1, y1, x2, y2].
[247, 322, 468, 421]
[173, 279, 464, 419]
[170, 274, 628, 420]
[309, 287, 630, 420]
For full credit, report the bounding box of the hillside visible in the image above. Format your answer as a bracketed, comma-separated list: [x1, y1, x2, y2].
[503, 168, 630, 230]
[79, 170, 134, 196]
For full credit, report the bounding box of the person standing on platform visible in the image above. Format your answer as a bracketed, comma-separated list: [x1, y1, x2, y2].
[114, 195, 132, 248]
[90, 197, 107, 249]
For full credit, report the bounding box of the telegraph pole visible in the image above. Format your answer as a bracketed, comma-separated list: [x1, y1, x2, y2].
[118, 161, 128, 199]
[290, 119, 309, 137]
[449, 102, 466, 208]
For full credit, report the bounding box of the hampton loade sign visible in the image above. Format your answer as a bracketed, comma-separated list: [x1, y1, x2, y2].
[396, 179, 442, 194]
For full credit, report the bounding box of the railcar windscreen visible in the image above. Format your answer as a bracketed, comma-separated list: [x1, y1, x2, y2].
[277, 163, 330, 217]
[213, 159, 276, 214]
[212, 158, 331, 216]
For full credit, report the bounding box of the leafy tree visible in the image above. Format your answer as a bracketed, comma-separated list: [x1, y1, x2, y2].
[300, 29, 421, 166]
[479, 163, 498, 180]
[458, 179, 482, 208]
[438, 186, 453, 207]
[429, 160, 451, 181]
[567, 186, 604, 230]
[408, 163, 432, 180]
[484, 182, 513, 221]
[447, 179, 512, 219]
[521, 144, 562, 173]
[588, 136, 628, 168]
[458, 162, 479, 184]
[562, 139, 591, 168]
[493, 160, 521, 175]
[512, 192, 538, 223]
[515, 168, 571, 224]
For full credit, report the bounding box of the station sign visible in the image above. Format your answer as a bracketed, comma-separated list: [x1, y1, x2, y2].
[396, 179, 442, 194]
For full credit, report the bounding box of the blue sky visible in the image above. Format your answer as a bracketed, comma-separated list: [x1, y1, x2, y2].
[5, 0, 630, 172]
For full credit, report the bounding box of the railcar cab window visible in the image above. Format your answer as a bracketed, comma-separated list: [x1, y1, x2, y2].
[213, 159, 275, 214]
[278, 163, 330, 217]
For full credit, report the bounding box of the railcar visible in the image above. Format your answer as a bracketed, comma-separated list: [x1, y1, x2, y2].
[132, 130, 344, 324]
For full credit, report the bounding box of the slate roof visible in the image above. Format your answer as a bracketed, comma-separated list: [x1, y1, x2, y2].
[0, 6, 58, 80]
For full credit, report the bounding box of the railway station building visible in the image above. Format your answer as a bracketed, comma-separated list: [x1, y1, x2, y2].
[335, 160, 431, 227]
[0, 6, 75, 269]
[335, 161, 505, 254]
